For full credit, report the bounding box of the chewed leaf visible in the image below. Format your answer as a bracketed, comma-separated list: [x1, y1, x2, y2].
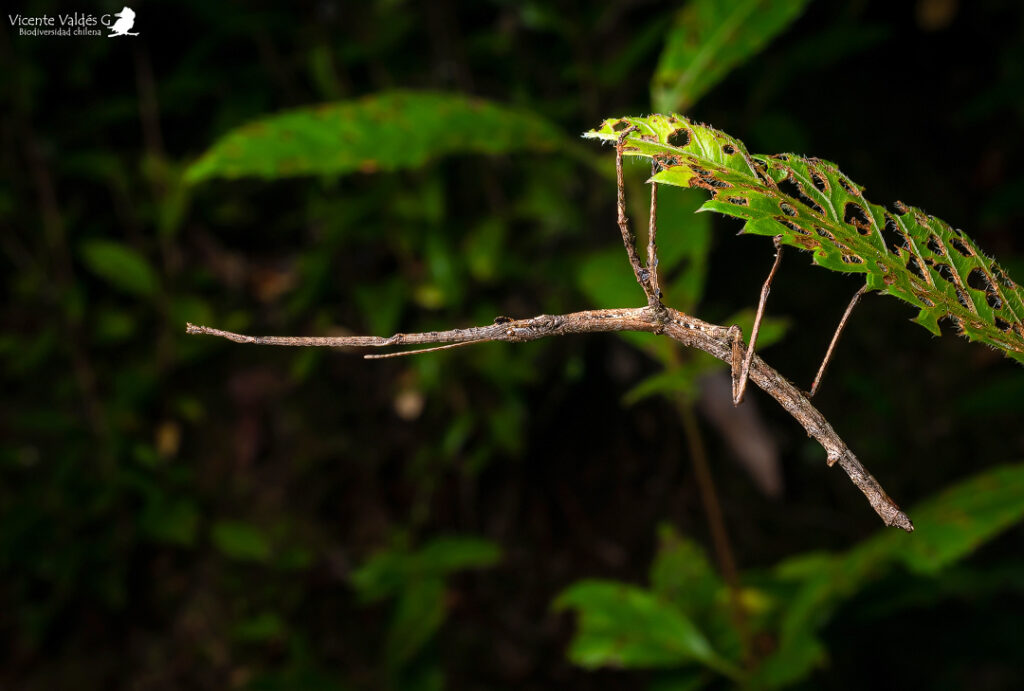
[186, 90, 567, 183]
[586, 115, 1024, 364]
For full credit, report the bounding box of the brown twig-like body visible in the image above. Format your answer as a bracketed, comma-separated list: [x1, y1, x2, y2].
[186, 308, 913, 532]
[186, 132, 913, 533]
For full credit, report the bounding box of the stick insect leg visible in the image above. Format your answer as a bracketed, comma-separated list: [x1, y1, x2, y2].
[646, 162, 662, 307]
[614, 126, 659, 305]
[809, 284, 868, 397]
[364, 340, 483, 359]
[734, 236, 783, 406]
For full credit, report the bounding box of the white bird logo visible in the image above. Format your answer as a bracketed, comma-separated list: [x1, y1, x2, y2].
[107, 6, 139, 37]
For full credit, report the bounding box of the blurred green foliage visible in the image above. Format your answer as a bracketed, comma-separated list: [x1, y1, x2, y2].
[186, 90, 574, 182]
[559, 464, 1024, 688]
[3, 1, 1024, 689]
[351, 535, 500, 677]
[652, 0, 812, 113]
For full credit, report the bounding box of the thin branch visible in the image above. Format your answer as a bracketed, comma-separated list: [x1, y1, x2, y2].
[810, 284, 869, 397]
[186, 308, 914, 532]
[734, 236, 783, 405]
[615, 127, 659, 307]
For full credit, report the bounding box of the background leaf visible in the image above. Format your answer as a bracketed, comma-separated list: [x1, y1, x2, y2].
[755, 462, 1024, 687]
[652, 0, 813, 113]
[387, 577, 446, 665]
[185, 90, 569, 182]
[211, 521, 272, 562]
[79, 240, 159, 298]
[554, 580, 737, 676]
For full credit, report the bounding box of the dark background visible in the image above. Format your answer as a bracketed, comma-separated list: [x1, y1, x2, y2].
[2, 0, 1024, 689]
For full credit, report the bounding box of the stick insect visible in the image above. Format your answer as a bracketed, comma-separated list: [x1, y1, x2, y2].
[186, 124, 914, 531]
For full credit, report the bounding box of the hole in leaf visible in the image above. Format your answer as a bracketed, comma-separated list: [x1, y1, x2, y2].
[690, 175, 730, 192]
[722, 144, 736, 155]
[934, 263, 956, 283]
[838, 177, 858, 195]
[815, 227, 834, 240]
[942, 315, 964, 334]
[668, 128, 691, 148]
[842, 254, 864, 264]
[926, 235, 945, 256]
[882, 214, 906, 255]
[919, 295, 935, 307]
[996, 316, 1012, 331]
[893, 201, 909, 214]
[770, 154, 790, 161]
[951, 237, 972, 256]
[811, 171, 828, 193]
[612, 120, 630, 132]
[843, 202, 872, 235]
[967, 269, 1003, 309]
[907, 256, 927, 281]
[780, 202, 797, 217]
[751, 160, 774, 187]
[778, 176, 825, 216]
[775, 217, 808, 235]
[726, 196, 749, 206]
[956, 288, 970, 308]
[967, 268, 993, 293]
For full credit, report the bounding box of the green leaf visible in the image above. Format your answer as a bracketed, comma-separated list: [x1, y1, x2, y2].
[211, 520, 272, 562]
[79, 240, 159, 298]
[140, 498, 200, 547]
[649, 525, 746, 668]
[350, 535, 500, 605]
[349, 548, 410, 604]
[386, 577, 446, 665]
[623, 365, 703, 405]
[233, 612, 285, 643]
[587, 115, 1024, 364]
[554, 580, 738, 677]
[652, 0, 813, 113]
[350, 536, 499, 670]
[186, 90, 568, 183]
[414, 535, 502, 573]
[649, 525, 721, 619]
[862, 462, 1024, 574]
[756, 462, 1024, 687]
